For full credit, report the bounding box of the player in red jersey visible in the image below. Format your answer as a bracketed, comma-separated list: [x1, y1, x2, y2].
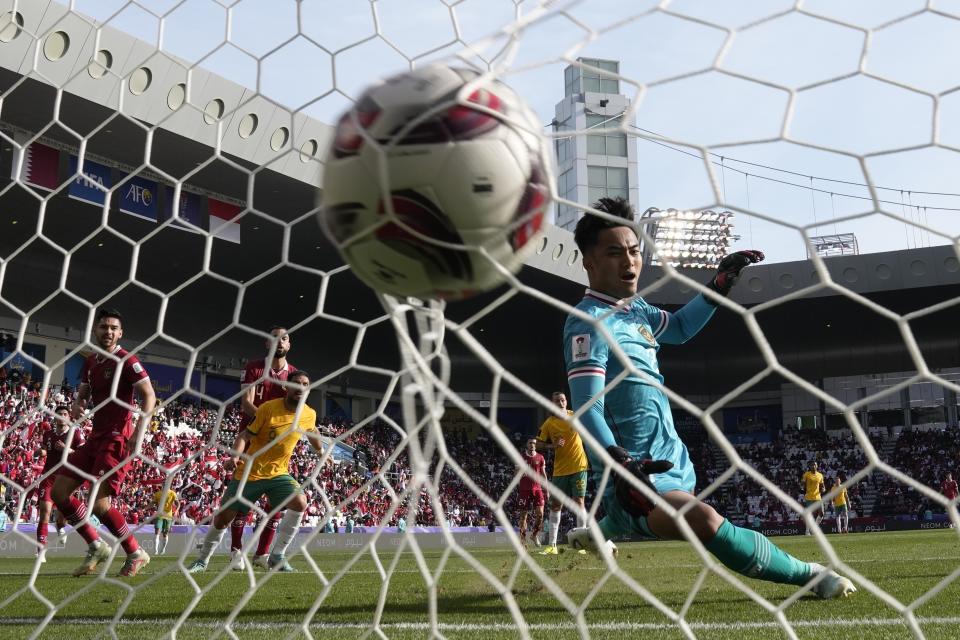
[51, 308, 157, 577]
[229, 325, 296, 571]
[35, 405, 82, 562]
[517, 438, 546, 548]
[943, 473, 958, 503]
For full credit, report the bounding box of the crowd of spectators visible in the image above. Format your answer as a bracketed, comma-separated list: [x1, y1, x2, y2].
[872, 426, 960, 518]
[0, 368, 517, 529]
[2, 363, 957, 533]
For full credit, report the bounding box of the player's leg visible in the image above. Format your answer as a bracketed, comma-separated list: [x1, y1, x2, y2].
[646, 491, 855, 597]
[531, 497, 544, 547]
[254, 500, 282, 565]
[518, 500, 529, 546]
[54, 508, 67, 544]
[36, 494, 52, 562]
[51, 473, 109, 576]
[191, 479, 249, 572]
[154, 519, 163, 554]
[90, 477, 150, 577]
[541, 488, 562, 555]
[264, 477, 307, 571]
[841, 506, 849, 534]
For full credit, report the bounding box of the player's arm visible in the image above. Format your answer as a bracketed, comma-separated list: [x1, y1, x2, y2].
[130, 378, 157, 450]
[241, 384, 258, 418]
[226, 404, 264, 472]
[240, 364, 258, 418]
[565, 322, 617, 451]
[224, 430, 252, 474]
[71, 382, 91, 420]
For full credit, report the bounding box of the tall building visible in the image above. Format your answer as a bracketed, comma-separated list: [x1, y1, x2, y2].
[552, 58, 640, 231]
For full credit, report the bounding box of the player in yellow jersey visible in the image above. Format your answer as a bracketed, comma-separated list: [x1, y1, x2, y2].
[152, 487, 178, 555]
[189, 370, 322, 573]
[536, 391, 590, 555]
[831, 475, 850, 534]
[801, 461, 825, 535]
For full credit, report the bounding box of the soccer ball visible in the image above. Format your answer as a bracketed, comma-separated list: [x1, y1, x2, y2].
[319, 66, 553, 300]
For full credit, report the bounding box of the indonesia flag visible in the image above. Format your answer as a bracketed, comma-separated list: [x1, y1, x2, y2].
[18, 142, 59, 191]
[209, 198, 242, 244]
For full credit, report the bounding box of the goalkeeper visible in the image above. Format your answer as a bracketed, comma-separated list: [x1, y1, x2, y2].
[564, 197, 855, 599]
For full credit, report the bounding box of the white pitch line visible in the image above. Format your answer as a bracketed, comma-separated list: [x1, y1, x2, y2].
[1, 554, 957, 577]
[4, 616, 960, 631]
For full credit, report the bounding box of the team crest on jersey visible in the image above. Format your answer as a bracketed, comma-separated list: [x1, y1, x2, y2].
[103, 368, 114, 380]
[638, 325, 656, 344]
[571, 334, 590, 361]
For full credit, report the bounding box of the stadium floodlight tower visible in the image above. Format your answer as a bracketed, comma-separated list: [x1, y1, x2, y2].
[640, 207, 739, 269]
[809, 233, 860, 258]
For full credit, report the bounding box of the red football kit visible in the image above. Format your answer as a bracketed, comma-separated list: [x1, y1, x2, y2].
[59, 347, 149, 495]
[239, 359, 296, 428]
[37, 426, 84, 502]
[518, 451, 546, 509]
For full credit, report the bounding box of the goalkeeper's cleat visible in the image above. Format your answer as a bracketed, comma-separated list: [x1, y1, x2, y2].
[567, 527, 619, 560]
[577, 548, 588, 555]
[230, 549, 246, 571]
[37, 549, 47, 563]
[607, 446, 673, 518]
[118, 549, 150, 577]
[73, 539, 110, 577]
[252, 554, 270, 570]
[267, 554, 297, 572]
[187, 559, 208, 573]
[57, 530, 68, 546]
[539, 545, 559, 555]
[809, 563, 857, 599]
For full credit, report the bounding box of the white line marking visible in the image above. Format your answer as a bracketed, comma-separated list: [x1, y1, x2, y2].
[4, 617, 960, 631]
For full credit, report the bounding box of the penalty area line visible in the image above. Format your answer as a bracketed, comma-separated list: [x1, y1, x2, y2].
[4, 616, 960, 631]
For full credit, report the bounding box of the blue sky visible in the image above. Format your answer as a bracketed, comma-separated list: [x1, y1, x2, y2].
[74, 0, 960, 263]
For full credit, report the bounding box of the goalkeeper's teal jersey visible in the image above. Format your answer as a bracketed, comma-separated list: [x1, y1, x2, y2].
[563, 288, 716, 495]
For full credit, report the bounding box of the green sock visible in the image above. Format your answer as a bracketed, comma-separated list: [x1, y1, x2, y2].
[705, 519, 812, 586]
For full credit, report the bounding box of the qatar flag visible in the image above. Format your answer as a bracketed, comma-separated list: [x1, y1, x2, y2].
[209, 198, 242, 244]
[18, 142, 59, 191]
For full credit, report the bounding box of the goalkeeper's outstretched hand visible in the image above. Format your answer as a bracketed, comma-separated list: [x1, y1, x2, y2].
[607, 445, 673, 518]
[706, 249, 765, 301]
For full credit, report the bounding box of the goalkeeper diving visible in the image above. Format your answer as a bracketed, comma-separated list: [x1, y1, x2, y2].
[564, 197, 856, 599]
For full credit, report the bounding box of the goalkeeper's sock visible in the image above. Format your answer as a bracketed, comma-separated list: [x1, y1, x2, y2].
[198, 526, 227, 564]
[705, 519, 812, 586]
[548, 510, 561, 547]
[272, 510, 303, 557]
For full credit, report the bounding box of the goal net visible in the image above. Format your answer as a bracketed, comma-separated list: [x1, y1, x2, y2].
[1, 1, 959, 638]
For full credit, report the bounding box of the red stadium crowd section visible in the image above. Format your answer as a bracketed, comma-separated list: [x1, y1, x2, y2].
[1, 368, 957, 532]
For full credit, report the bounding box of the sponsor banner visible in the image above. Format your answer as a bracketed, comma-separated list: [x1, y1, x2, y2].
[0, 525, 510, 556]
[67, 154, 111, 205]
[209, 197, 242, 243]
[18, 141, 59, 190]
[117, 174, 158, 221]
[146, 362, 201, 399]
[164, 185, 204, 232]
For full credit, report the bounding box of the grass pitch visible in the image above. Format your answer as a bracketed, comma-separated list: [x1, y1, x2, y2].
[1, 530, 959, 639]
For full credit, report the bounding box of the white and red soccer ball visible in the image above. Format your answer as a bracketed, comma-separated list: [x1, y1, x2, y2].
[320, 66, 553, 300]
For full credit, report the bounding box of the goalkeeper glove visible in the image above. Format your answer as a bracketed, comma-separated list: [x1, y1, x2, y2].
[607, 445, 673, 518]
[705, 250, 765, 302]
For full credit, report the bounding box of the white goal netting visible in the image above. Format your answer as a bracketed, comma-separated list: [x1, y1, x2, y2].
[1, 1, 959, 639]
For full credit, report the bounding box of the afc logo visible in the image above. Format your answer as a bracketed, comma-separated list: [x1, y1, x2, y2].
[125, 183, 153, 206]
